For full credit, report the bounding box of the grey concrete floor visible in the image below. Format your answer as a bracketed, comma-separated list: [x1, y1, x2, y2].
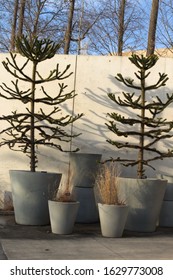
[1, 214, 173, 260]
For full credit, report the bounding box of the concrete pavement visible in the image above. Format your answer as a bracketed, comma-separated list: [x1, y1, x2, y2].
[1, 214, 173, 260]
[0, 241, 7, 259]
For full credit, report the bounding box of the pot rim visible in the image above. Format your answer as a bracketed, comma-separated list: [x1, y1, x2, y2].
[98, 203, 128, 208]
[119, 177, 167, 182]
[48, 200, 80, 205]
[9, 170, 62, 175]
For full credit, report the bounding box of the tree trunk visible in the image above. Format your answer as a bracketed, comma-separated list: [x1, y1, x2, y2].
[146, 0, 160, 56]
[31, 1, 44, 40]
[30, 62, 37, 172]
[77, 0, 84, 54]
[10, 0, 19, 52]
[138, 69, 146, 179]
[64, 0, 75, 54]
[118, 0, 126, 56]
[17, 0, 26, 38]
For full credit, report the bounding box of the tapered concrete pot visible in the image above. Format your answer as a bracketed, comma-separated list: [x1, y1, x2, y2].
[98, 203, 129, 237]
[48, 200, 80, 234]
[69, 153, 102, 187]
[73, 186, 99, 223]
[69, 153, 102, 223]
[10, 170, 61, 225]
[118, 178, 167, 232]
[159, 201, 173, 227]
[157, 174, 173, 227]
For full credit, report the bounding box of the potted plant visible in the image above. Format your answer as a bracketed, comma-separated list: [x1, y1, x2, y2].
[48, 164, 80, 234]
[105, 54, 173, 232]
[0, 36, 83, 225]
[95, 162, 129, 237]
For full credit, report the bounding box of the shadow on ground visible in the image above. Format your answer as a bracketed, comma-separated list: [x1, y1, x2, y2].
[1, 214, 173, 240]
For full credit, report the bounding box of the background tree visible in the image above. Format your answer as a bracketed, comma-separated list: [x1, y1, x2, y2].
[146, 0, 160, 56]
[157, 0, 173, 53]
[17, 0, 26, 38]
[10, 0, 19, 52]
[10, 0, 26, 51]
[0, 0, 172, 55]
[63, 0, 102, 54]
[64, 0, 75, 54]
[117, 0, 126, 56]
[0, 0, 68, 52]
[88, 0, 145, 55]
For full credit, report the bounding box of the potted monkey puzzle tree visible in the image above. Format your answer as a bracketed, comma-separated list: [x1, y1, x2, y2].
[0, 36, 83, 225]
[106, 54, 173, 232]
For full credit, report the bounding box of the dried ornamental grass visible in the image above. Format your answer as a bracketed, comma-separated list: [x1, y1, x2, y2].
[0, 191, 14, 211]
[54, 164, 76, 202]
[56, 189, 76, 202]
[95, 162, 123, 205]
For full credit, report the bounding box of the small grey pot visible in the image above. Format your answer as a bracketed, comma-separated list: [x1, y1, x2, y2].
[48, 200, 80, 234]
[98, 203, 129, 238]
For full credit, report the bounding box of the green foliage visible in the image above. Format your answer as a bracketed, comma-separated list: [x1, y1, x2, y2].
[16, 37, 61, 62]
[106, 54, 173, 178]
[0, 36, 83, 172]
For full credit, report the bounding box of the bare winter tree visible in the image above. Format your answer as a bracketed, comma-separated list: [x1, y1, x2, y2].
[157, 0, 173, 53]
[10, 0, 19, 51]
[1, 0, 169, 55]
[118, 0, 126, 55]
[23, 0, 66, 44]
[17, 0, 26, 38]
[0, 0, 68, 52]
[146, 0, 160, 56]
[10, 0, 26, 52]
[24, 0, 49, 41]
[88, 0, 145, 55]
[64, 0, 75, 54]
[63, 0, 101, 54]
[76, 0, 84, 54]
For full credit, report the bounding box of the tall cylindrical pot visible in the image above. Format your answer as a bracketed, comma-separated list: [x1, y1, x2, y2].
[69, 153, 102, 187]
[73, 186, 99, 223]
[69, 153, 102, 223]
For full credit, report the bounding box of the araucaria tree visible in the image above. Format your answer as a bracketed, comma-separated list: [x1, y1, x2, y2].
[0, 36, 83, 172]
[106, 54, 173, 178]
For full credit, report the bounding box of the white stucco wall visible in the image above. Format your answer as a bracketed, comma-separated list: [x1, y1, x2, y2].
[0, 54, 173, 195]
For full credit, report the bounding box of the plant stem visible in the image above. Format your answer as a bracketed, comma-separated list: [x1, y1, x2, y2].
[30, 62, 37, 172]
[137, 69, 145, 178]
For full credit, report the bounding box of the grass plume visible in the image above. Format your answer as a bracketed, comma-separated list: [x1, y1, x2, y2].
[95, 162, 124, 205]
[55, 163, 76, 202]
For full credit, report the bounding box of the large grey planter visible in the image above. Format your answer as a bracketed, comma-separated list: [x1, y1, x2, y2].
[10, 170, 61, 225]
[98, 203, 129, 237]
[48, 200, 80, 234]
[157, 174, 173, 227]
[69, 153, 102, 223]
[118, 177, 167, 232]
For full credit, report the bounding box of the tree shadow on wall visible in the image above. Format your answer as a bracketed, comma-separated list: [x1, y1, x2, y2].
[77, 73, 173, 176]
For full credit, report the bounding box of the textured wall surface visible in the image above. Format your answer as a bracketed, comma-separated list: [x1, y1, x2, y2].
[0, 54, 173, 194]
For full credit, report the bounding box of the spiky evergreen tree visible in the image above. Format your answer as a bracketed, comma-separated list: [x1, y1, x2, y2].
[0, 36, 83, 172]
[106, 54, 173, 178]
